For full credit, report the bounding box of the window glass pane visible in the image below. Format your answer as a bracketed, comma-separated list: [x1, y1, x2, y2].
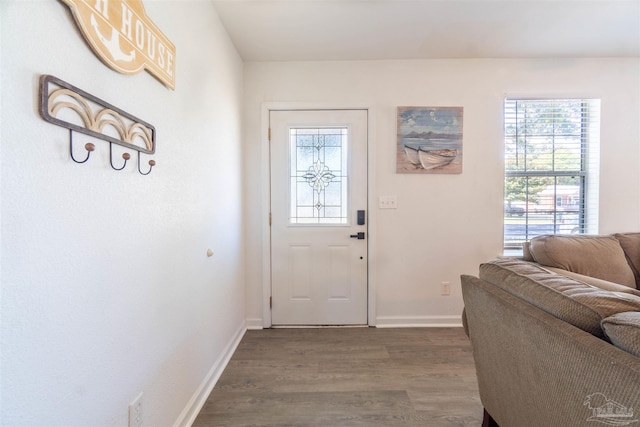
[554, 136, 582, 171]
[503, 99, 598, 253]
[289, 128, 348, 224]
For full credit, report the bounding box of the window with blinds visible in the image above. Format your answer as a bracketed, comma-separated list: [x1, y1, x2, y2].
[503, 98, 600, 253]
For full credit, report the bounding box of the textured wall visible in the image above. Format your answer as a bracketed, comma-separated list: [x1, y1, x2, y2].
[1, 1, 245, 425]
[243, 58, 640, 326]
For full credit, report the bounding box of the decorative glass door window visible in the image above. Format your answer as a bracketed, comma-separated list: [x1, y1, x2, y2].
[289, 127, 349, 224]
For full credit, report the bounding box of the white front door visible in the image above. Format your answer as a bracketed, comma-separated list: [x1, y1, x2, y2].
[270, 109, 368, 325]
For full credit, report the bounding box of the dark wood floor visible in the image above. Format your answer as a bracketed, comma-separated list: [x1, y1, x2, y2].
[193, 327, 483, 427]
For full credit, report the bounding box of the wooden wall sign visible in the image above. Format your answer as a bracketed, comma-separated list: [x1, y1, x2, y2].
[61, 0, 176, 90]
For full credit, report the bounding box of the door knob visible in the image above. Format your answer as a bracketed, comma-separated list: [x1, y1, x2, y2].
[350, 232, 365, 240]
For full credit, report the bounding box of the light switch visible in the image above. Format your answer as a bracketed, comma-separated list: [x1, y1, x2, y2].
[379, 196, 397, 209]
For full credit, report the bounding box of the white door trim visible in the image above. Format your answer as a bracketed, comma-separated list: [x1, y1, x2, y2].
[260, 102, 377, 328]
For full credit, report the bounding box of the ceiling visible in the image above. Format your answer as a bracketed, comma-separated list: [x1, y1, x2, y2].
[211, 0, 640, 62]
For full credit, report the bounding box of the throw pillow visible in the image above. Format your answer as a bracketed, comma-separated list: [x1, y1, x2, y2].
[601, 312, 640, 358]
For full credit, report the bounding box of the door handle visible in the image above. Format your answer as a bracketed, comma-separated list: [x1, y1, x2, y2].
[350, 232, 365, 240]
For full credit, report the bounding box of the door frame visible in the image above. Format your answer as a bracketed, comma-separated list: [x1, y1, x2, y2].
[260, 102, 377, 328]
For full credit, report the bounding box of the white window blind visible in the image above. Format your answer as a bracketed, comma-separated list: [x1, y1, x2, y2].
[503, 98, 600, 253]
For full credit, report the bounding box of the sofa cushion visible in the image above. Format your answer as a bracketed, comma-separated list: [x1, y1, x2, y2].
[542, 267, 640, 296]
[479, 258, 640, 339]
[528, 234, 636, 288]
[601, 312, 640, 358]
[614, 233, 640, 288]
[522, 241, 534, 262]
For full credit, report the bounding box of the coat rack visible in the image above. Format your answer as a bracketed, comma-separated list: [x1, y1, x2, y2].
[39, 74, 156, 175]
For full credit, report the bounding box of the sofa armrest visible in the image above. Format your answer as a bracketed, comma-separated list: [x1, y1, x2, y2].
[461, 274, 640, 427]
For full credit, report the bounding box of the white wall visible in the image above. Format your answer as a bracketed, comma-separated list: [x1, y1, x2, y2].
[244, 58, 640, 327]
[1, 1, 245, 426]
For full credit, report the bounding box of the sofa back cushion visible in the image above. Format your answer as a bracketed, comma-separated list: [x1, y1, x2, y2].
[479, 258, 640, 339]
[614, 233, 640, 288]
[601, 312, 640, 358]
[528, 234, 637, 289]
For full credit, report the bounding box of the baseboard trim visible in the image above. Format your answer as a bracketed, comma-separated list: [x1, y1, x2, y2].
[173, 321, 247, 427]
[375, 315, 462, 328]
[245, 318, 264, 330]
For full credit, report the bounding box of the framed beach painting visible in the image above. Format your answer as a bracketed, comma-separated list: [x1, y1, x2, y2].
[397, 106, 463, 174]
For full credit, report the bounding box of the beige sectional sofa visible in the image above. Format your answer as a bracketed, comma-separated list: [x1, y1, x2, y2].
[461, 233, 640, 427]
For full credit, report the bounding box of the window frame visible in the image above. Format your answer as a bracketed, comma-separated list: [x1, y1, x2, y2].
[503, 98, 599, 253]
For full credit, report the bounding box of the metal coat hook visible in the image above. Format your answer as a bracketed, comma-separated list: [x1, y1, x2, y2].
[40, 75, 157, 176]
[138, 152, 156, 175]
[69, 129, 95, 164]
[109, 143, 131, 171]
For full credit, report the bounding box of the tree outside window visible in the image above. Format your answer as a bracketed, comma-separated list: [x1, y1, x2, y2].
[504, 99, 600, 252]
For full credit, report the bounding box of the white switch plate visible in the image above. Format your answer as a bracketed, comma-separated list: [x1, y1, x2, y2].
[441, 282, 451, 296]
[379, 195, 397, 209]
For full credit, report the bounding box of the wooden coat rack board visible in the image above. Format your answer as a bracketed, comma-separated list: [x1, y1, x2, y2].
[39, 74, 156, 175]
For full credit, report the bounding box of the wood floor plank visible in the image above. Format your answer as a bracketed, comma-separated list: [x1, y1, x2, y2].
[192, 327, 483, 427]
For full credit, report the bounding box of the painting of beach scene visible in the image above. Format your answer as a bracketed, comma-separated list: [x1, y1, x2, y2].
[397, 106, 463, 174]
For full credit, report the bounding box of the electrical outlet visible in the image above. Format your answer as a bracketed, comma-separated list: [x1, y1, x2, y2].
[129, 393, 143, 427]
[441, 282, 451, 296]
[379, 195, 398, 209]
